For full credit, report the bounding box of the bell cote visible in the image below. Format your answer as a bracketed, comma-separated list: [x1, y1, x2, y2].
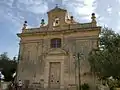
[47, 6, 67, 28]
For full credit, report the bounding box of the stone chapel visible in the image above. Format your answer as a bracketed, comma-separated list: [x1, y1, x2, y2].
[17, 6, 101, 90]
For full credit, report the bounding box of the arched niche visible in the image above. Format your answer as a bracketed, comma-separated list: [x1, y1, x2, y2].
[53, 17, 60, 26]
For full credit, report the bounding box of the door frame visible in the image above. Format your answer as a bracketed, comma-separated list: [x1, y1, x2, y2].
[44, 58, 65, 89]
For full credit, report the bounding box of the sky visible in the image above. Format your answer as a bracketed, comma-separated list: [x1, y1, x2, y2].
[0, 0, 120, 59]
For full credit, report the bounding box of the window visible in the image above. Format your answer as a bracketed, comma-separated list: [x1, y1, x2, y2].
[51, 38, 61, 48]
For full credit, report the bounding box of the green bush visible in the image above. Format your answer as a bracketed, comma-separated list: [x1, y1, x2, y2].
[81, 83, 89, 90]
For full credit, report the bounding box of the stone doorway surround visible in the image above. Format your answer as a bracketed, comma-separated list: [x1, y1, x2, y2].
[43, 48, 68, 89]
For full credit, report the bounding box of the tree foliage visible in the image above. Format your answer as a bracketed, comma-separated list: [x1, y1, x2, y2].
[0, 52, 10, 61]
[0, 52, 17, 81]
[88, 27, 120, 79]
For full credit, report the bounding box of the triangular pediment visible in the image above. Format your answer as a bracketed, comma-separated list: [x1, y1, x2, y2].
[47, 6, 66, 14]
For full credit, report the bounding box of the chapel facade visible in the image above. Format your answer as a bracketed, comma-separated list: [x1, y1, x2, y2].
[17, 6, 101, 90]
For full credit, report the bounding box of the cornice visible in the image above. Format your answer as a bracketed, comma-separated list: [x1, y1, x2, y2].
[17, 26, 101, 38]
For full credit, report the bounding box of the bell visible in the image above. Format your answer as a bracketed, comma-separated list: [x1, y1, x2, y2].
[56, 20, 58, 24]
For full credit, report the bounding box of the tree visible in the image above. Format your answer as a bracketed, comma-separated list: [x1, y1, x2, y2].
[0, 52, 17, 81]
[0, 52, 10, 61]
[88, 27, 120, 79]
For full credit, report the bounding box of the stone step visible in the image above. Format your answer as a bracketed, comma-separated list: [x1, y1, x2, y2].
[23, 88, 66, 90]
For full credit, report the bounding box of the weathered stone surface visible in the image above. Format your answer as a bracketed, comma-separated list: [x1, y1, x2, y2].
[17, 6, 101, 90]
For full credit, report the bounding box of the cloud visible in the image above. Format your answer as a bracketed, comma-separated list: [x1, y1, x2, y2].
[16, 0, 48, 14]
[62, 0, 98, 22]
[0, 0, 49, 34]
[27, 3, 48, 14]
[119, 12, 120, 16]
[1, 11, 24, 34]
[3, 0, 14, 7]
[115, 20, 120, 33]
[107, 5, 112, 15]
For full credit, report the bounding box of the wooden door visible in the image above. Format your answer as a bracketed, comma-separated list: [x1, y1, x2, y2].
[49, 62, 61, 88]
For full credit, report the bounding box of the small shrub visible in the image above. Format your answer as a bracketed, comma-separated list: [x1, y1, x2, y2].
[81, 83, 89, 90]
